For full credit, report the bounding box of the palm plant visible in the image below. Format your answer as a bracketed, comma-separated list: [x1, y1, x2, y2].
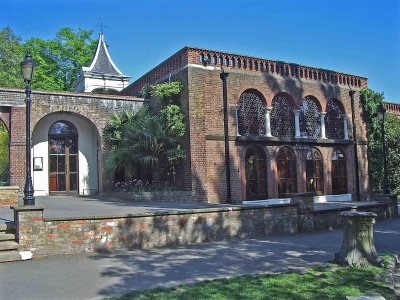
[104, 107, 184, 184]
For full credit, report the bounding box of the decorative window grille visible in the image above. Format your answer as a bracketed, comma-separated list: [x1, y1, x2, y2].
[332, 149, 347, 194]
[325, 99, 345, 139]
[277, 147, 297, 197]
[245, 147, 268, 200]
[306, 148, 324, 193]
[299, 96, 321, 138]
[237, 91, 266, 136]
[270, 94, 295, 138]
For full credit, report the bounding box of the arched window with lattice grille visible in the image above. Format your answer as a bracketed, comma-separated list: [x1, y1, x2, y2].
[277, 147, 297, 197]
[245, 147, 268, 200]
[306, 148, 324, 193]
[331, 148, 347, 194]
[270, 94, 295, 138]
[325, 99, 345, 139]
[299, 96, 321, 138]
[237, 90, 266, 136]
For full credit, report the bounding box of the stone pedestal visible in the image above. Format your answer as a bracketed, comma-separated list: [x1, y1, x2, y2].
[335, 211, 383, 267]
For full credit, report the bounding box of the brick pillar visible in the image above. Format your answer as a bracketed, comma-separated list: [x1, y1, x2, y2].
[291, 192, 315, 232]
[9, 107, 27, 192]
[13, 206, 45, 252]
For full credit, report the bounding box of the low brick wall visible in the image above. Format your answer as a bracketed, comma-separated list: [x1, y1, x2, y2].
[0, 186, 19, 206]
[105, 191, 192, 202]
[14, 204, 298, 256]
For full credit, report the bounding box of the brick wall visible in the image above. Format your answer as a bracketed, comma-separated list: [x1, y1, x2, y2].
[14, 204, 299, 256]
[120, 47, 370, 204]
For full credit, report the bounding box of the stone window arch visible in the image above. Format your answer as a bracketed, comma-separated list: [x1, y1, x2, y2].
[237, 90, 266, 136]
[299, 96, 321, 138]
[270, 93, 295, 138]
[325, 99, 345, 139]
[306, 148, 324, 193]
[245, 146, 268, 200]
[331, 148, 347, 194]
[277, 147, 297, 197]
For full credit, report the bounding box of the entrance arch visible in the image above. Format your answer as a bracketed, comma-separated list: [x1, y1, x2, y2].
[32, 112, 100, 196]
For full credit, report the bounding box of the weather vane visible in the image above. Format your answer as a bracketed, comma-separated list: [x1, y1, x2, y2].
[97, 16, 108, 33]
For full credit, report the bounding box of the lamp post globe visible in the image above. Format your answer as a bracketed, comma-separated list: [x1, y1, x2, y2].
[20, 51, 36, 206]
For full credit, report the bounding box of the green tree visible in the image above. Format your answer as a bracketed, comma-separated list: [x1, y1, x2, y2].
[150, 81, 184, 104]
[385, 114, 400, 194]
[0, 122, 9, 185]
[361, 88, 400, 194]
[0, 26, 24, 88]
[25, 27, 97, 91]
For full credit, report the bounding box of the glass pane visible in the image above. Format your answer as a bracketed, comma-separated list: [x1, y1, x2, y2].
[49, 121, 77, 136]
[57, 155, 65, 172]
[49, 155, 57, 172]
[57, 174, 66, 191]
[49, 139, 65, 154]
[70, 173, 78, 191]
[67, 138, 78, 154]
[69, 155, 77, 172]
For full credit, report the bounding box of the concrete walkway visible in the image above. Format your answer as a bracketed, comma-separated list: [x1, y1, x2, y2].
[0, 217, 399, 300]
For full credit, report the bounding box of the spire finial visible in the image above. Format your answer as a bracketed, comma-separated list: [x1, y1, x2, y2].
[97, 16, 108, 34]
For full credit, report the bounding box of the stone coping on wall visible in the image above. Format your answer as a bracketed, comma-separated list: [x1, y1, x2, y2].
[42, 203, 298, 222]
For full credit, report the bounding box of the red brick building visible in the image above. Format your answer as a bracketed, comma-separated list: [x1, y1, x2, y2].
[121, 47, 370, 204]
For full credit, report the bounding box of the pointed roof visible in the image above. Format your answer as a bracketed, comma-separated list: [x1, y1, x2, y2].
[86, 33, 124, 75]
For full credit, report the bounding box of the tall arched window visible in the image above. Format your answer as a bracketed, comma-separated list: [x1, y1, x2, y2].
[325, 99, 345, 139]
[277, 147, 297, 197]
[331, 149, 347, 194]
[245, 147, 267, 200]
[49, 121, 78, 193]
[306, 148, 324, 193]
[299, 96, 321, 138]
[270, 94, 295, 138]
[237, 90, 266, 136]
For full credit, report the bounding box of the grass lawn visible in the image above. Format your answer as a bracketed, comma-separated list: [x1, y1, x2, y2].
[105, 258, 396, 300]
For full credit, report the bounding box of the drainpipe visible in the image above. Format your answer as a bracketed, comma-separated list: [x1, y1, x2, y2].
[220, 68, 231, 203]
[349, 90, 360, 201]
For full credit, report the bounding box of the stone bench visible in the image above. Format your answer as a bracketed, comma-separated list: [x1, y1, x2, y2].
[314, 194, 352, 203]
[242, 198, 291, 206]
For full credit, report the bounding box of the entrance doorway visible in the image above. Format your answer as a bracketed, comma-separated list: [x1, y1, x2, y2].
[48, 121, 78, 194]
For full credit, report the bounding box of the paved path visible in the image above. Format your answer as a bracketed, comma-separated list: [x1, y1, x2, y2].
[0, 217, 399, 300]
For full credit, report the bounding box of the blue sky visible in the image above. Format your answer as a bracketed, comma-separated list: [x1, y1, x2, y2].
[1, 0, 399, 102]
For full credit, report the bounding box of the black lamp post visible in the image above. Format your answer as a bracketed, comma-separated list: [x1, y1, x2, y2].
[220, 68, 231, 203]
[20, 51, 36, 206]
[377, 103, 390, 194]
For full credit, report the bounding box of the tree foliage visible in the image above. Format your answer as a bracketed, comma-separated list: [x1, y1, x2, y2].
[25, 28, 97, 91]
[0, 122, 9, 185]
[0, 26, 24, 88]
[0, 26, 96, 91]
[150, 81, 184, 104]
[361, 88, 400, 194]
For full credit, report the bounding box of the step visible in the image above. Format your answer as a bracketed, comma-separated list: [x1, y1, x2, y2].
[0, 250, 21, 263]
[0, 241, 19, 251]
[0, 222, 16, 232]
[0, 233, 15, 241]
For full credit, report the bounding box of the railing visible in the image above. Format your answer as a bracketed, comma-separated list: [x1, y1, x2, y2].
[384, 102, 400, 115]
[122, 46, 368, 96]
[190, 48, 367, 88]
